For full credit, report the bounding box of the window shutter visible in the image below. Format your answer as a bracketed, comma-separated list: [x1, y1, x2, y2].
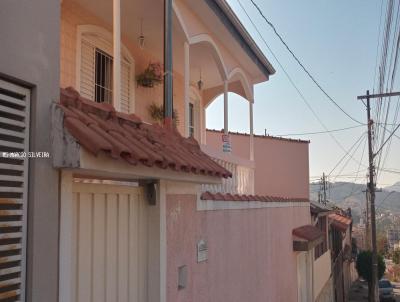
[120, 60, 131, 113]
[0, 79, 30, 302]
[80, 34, 132, 114]
[80, 39, 96, 101]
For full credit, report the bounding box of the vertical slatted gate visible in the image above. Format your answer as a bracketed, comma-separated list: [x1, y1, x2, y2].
[71, 183, 149, 302]
[0, 79, 30, 302]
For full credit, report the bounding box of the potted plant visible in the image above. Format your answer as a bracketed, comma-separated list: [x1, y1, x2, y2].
[136, 62, 163, 88]
[148, 103, 179, 126]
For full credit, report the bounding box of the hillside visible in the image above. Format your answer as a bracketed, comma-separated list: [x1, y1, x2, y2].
[385, 181, 400, 193]
[310, 182, 400, 224]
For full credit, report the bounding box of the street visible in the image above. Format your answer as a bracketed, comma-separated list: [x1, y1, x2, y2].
[349, 280, 400, 301]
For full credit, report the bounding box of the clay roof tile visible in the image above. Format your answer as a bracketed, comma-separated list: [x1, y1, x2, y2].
[59, 88, 230, 178]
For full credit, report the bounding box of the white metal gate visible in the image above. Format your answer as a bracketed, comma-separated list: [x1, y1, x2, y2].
[0, 79, 30, 302]
[70, 182, 149, 302]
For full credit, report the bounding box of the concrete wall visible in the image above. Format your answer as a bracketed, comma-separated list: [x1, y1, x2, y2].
[0, 1, 60, 301]
[166, 193, 311, 302]
[206, 131, 310, 199]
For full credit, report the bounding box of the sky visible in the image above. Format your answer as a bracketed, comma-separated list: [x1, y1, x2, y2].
[206, 0, 400, 187]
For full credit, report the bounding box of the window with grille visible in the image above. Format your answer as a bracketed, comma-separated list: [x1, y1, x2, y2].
[94, 48, 113, 104]
[0, 78, 30, 302]
[189, 103, 194, 137]
[79, 28, 133, 113]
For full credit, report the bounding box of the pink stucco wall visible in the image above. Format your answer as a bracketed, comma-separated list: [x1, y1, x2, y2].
[167, 194, 310, 302]
[206, 130, 310, 199]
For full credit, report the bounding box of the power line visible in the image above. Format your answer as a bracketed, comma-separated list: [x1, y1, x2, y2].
[375, 191, 396, 211]
[247, 0, 365, 125]
[331, 134, 367, 183]
[327, 132, 366, 177]
[374, 122, 400, 156]
[274, 125, 363, 137]
[348, 137, 368, 197]
[236, 0, 367, 169]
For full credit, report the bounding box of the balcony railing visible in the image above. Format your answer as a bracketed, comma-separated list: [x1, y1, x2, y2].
[201, 145, 255, 195]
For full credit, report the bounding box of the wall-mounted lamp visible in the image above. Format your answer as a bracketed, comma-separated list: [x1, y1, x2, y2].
[197, 69, 204, 90]
[138, 19, 145, 49]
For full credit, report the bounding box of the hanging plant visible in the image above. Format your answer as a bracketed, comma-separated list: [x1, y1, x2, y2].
[136, 62, 163, 88]
[148, 103, 179, 126]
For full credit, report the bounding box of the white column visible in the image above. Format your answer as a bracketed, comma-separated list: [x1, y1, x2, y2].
[201, 107, 206, 144]
[184, 42, 190, 137]
[59, 171, 74, 302]
[249, 100, 254, 161]
[113, 0, 121, 111]
[223, 80, 228, 134]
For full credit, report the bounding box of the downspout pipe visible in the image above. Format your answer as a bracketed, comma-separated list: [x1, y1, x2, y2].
[164, 0, 174, 128]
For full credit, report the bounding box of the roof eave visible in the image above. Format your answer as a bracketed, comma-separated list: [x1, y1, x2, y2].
[205, 0, 276, 78]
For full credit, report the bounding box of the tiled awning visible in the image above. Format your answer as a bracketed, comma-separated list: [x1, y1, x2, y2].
[292, 225, 324, 251]
[328, 213, 352, 232]
[57, 88, 232, 178]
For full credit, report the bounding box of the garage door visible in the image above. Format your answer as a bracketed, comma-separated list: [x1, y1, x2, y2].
[0, 79, 30, 302]
[71, 182, 149, 302]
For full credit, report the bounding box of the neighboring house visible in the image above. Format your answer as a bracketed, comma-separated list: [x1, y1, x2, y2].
[387, 229, 400, 250]
[0, 1, 327, 302]
[206, 131, 326, 302]
[352, 225, 366, 251]
[329, 209, 357, 302]
[310, 201, 334, 302]
[309, 202, 358, 302]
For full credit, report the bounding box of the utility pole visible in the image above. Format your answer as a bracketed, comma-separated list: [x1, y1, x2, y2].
[366, 90, 379, 302]
[365, 188, 371, 250]
[357, 90, 400, 302]
[322, 172, 327, 204]
[318, 173, 327, 204]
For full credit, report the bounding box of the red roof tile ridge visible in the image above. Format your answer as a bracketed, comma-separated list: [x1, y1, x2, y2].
[206, 128, 310, 144]
[200, 191, 309, 202]
[292, 224, 324, 241]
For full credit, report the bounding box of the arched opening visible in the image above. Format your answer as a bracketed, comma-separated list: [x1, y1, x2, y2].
[206, 92, 250, 133]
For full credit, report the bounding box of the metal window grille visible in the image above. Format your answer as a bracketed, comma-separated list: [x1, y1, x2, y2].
[80, 36, 132, 113]
[95, 48, 113, 104]
[0, 78, 30, 302]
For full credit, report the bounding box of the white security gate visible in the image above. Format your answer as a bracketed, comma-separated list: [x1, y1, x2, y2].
[69, 182, 149, 302]
[0, 79, 30, 302]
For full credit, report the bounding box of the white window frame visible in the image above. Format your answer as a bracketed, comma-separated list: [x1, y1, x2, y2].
[75, 25, 135, 113]
[188, 87, 202, 141]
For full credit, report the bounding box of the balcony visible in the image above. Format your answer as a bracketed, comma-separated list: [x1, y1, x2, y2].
[201, 144, 255, 195]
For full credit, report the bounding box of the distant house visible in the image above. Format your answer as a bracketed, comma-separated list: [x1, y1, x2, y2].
[309, 202, 357, 302]
[0, 0, 334, 302]
[387, 229, 400, 250]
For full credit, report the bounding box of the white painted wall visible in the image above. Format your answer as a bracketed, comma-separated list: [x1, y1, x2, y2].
[313, 250, 332, 301]
[297, 251, 313, 302]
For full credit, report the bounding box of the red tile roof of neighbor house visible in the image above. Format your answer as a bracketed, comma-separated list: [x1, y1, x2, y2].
[328, 213, 352, 232]
[292, 225, 324, 242]
[206, 129, 310, 144]
[58, 87, 232, 178]
[200, 191, 309, 203]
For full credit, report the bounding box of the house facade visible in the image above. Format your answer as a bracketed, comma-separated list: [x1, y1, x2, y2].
[0, 1, 329, 302]
[310, 202, 357, 302]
